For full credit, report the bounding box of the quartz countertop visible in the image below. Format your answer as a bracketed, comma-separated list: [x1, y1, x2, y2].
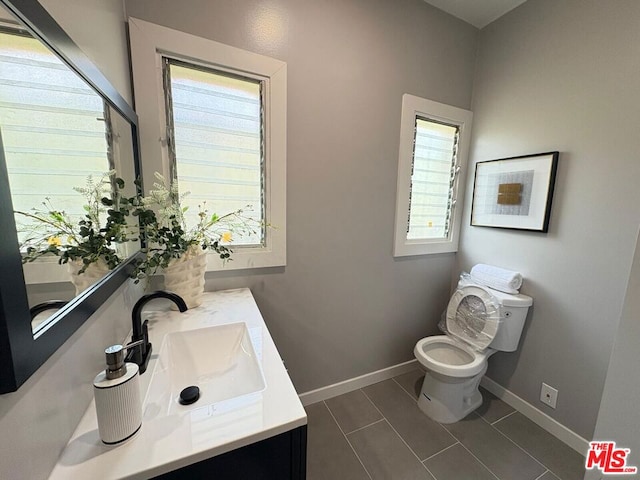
[48, 288, 307, 480]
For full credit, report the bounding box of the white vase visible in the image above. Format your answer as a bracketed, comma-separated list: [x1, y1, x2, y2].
[67, 257, 111, 296]
[163, 248, 207, 309]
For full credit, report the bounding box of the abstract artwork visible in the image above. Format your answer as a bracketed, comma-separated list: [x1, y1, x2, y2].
[470, 152, 558, 232]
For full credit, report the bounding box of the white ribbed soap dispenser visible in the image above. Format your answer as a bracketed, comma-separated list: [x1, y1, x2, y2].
[93, 343, 143, 445]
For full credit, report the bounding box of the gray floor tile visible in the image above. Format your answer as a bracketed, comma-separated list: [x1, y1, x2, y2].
[537, 471, 561, 480]
[493, 412, 585, 480]
[348, 420, 435, 480]
[443, 414, 546, 480]
[363, 379, 456, 461]
[424, 443, 497, 480]
[393, 368, 425, 400]
[475, 387, 516, 424]
[305, 402, 370, 480]
[325, 389, 383, 434]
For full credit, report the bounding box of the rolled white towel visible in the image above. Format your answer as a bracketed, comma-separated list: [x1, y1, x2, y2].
[470, 264, 523, 294]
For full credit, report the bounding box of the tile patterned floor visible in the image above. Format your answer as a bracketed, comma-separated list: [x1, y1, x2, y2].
[306, 368, 586, 480]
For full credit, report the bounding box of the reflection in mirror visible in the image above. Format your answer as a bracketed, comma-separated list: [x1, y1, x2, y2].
[0, 21, 139, 335]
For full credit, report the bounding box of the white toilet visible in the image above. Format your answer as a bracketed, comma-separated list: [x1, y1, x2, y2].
[414, 279, 532, 423]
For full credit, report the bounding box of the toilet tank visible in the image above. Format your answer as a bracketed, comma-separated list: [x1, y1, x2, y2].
[486, 288, 533, 352]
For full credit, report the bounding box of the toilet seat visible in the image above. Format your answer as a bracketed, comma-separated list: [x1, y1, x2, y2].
[414, 335, 490, 378]
[446, 285, 501, 351]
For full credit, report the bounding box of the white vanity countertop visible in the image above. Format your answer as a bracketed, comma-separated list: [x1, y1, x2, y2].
[49, 288, 307, 480]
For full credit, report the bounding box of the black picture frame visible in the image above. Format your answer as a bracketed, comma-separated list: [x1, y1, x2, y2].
[470, 151, 559, 233]
[0, 0, 143, 393]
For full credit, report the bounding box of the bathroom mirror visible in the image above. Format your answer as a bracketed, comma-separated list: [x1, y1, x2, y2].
[0, 24, 140, 333]
[0, 0, 142, 393]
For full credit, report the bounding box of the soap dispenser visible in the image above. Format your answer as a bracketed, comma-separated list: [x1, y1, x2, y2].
[93, 342, 143, 445]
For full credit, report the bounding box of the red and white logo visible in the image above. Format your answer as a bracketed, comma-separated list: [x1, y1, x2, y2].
[586, 441, 637, 475]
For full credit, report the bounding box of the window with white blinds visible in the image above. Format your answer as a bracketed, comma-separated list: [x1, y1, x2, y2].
[0, 29, 111, 244]
[163, 59, 264, 246]
[128, 17, 287, 270]
[408, 118, 459, 240]
[394, 94, 472, 257]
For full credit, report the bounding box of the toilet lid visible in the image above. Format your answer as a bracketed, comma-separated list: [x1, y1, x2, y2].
[446, 286, 501, 351]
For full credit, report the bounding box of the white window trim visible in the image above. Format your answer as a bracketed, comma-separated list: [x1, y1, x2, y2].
[128, 17, 286, 271]
[393, 94, 472, 257]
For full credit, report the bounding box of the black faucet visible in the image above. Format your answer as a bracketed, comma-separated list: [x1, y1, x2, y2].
[126, 290, 188, 374]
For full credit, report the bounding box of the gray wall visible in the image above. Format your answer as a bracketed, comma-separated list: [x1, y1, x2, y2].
[586, 227, 640, 478]
[124, 0, 479, 393]
[38, 0, 132, 104]
[458, 0, 640, 439]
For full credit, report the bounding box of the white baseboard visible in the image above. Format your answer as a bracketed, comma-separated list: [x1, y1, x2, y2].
[298, 359, 419, 406]
[480, 376, 589, 456]
[297, 361, 589, 456]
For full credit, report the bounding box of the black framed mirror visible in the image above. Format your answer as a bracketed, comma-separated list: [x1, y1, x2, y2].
[0, 0, 142, 393]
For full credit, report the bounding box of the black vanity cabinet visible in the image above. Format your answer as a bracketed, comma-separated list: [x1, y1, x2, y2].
[154, 425, 307, 480]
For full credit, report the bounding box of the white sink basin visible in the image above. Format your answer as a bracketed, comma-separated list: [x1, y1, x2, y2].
[144, 322, 266, 416]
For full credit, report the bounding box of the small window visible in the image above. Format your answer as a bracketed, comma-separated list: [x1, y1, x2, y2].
[394, 95, 472, 256]
[408, 118, 459, 240]
[129, 18, 287, 270]
[162, 59, 265, 246]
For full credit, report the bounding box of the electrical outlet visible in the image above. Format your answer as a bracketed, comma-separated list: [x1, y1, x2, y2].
[540, 383, 558, 409]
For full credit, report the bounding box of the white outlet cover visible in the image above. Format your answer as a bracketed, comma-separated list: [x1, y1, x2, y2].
[540, 383, 558, 409]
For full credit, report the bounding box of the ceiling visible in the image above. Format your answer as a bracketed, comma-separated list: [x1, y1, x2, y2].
[422, 0, 528, 29]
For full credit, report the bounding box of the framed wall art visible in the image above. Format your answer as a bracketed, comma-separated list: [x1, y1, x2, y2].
[470, 151, 559, 232]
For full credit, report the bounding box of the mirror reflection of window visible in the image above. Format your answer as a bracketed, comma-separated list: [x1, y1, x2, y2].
[0, 26, 117, 335]
[0, 28, 113, 245]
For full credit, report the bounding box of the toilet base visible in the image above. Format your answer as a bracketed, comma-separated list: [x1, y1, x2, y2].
[417, 364, 487, 424]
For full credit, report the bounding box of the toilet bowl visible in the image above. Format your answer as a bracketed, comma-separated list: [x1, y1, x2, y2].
[413, 278, 532, 423]
[414, 335, 491, 378]
[414, 335, 495, 423]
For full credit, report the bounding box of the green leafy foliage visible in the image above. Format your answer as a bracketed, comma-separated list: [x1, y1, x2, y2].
[130, 173, 261, 282]
[15, 171, 138, 274]
[15, 172, 262, 280]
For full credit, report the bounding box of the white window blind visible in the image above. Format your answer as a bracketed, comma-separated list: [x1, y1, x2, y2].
[164, 59, 264, 246]
[0, 29, 111, 243]
[407, 118, 459, 240]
